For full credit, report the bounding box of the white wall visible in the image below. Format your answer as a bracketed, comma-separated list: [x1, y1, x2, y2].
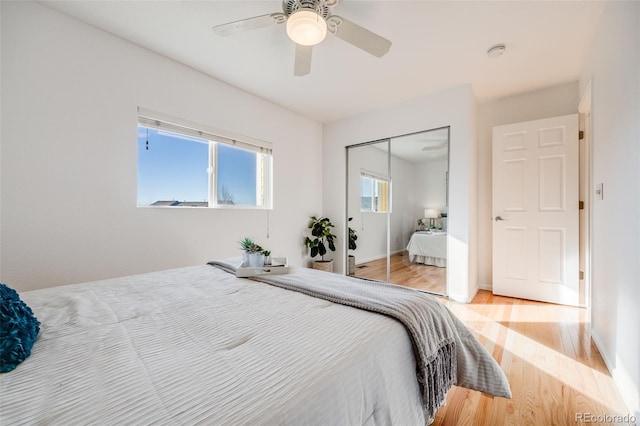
[0, 2, 323, 291]
[389, 152, 417, 254]
[579, 1, 640, 417]
[476, 82, 579, 289]
[324, 85, 478, 302]
[414, 158, 448, 221]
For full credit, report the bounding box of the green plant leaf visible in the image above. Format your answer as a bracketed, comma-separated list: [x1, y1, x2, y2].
[240, 237, 255, 251]
[305, 215, 337, 259]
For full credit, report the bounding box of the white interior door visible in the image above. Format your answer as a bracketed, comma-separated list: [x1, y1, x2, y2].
[492, 114, 579, 305]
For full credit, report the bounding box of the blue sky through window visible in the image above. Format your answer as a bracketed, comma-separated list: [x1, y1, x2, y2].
[137, 127, 258, 206]
[217, 144, 256, 205]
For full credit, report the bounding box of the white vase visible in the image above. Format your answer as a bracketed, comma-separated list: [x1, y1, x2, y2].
[248, 252, 264, 267]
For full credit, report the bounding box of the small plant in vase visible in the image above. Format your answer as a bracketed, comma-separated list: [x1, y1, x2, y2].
[304, 216, 336, 272]
[262, 250, 272, 265]
[239, 237, 268, 267]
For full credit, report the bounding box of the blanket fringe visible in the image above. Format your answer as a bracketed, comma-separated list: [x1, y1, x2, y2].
[418, 341, 456, 424]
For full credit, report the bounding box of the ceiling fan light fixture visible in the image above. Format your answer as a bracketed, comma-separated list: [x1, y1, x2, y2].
[286, 9, 327, 46]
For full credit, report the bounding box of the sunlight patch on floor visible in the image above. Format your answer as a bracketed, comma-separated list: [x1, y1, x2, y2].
[445, 299, 630, 417]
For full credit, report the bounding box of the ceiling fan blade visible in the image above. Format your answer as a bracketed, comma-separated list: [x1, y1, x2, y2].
[212, 13, 286, 37]
[326, 15, 391, 57]
[294, 44, 312, 76]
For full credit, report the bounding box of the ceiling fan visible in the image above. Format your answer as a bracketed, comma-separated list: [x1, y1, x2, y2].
[212, 0, 392, 76]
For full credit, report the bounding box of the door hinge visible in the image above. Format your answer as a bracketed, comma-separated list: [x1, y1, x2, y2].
[579, 130, 584, 140]
[579, 270, 584, 280]
[579, 201, 584, 210]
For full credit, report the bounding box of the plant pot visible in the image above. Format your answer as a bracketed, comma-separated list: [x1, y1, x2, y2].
[312, 259, 334, 273]
[348, 255, 356, 275]
[248, 252, 265, 267]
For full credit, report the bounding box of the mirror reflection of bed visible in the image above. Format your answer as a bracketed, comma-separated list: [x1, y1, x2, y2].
[346, 127, 449, 296]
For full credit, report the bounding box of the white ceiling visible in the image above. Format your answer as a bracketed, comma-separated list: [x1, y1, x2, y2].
[370, 127, 449, 164]
[40, 0, 606, 123]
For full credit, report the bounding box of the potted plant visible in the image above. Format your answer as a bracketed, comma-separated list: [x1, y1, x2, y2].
[262, 250, 272, 265]
[239, 237, 267, 267]
[304, 216, 336, 272]
[348, 217, 358, 275]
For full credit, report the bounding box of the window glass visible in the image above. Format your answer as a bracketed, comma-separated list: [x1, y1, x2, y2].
[360, 173, 389, 213]
[137, 128, 209, 207]
[137, 124, 271, 209]
[217, 144, 258, 206]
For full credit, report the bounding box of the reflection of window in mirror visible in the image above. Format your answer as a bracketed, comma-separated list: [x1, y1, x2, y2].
[360, 171, 390, 213]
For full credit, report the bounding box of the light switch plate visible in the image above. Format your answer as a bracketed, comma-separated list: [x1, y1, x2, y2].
[595, 183, 604, 200]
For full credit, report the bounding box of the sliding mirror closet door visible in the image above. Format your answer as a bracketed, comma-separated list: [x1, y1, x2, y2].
[346, 128, 449, 296]
[389, 128, 449, 295]
[346, 139, 391, 282]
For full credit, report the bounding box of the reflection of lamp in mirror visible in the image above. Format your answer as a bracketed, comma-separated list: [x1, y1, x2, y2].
[424, 208, 439, 229]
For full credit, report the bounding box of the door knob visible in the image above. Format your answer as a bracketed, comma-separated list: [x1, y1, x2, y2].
[494, 216, 507, 222]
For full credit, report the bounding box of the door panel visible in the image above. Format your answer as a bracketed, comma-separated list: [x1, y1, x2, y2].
[504, 227, 527, 280]
[493, 114, 579, 305]
[538, 227, 564, 283]
[539, 155, 566, 211]
[503, 159, 527, 211]
[346, 140, 390, 282]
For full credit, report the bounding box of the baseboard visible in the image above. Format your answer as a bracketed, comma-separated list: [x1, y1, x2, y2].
[478, 282, 492, 291]
[355, 250, 405, 265]
[448, 292, 475, 303]
[591, 330, 640, 419]
[355, 253, 386, 265]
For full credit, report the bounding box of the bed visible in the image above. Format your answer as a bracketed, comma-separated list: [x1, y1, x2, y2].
[1, 259, 510, 425]
[406, 231, 447, 267]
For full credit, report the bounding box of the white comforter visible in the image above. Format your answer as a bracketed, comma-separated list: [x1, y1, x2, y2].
[406, 232, 447, 267]
[1, 265, 429, 425]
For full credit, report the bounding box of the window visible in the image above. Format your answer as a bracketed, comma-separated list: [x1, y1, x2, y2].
[360, 171, 390, 213]
[137, 110, 272, 208]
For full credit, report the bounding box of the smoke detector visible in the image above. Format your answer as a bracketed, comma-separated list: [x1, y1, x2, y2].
[487, 43, 506, 58]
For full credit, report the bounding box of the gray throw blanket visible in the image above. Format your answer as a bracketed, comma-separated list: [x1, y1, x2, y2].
[208, 260, 511, 423]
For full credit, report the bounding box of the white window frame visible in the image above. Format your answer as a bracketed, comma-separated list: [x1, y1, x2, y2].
[137, 108, 273, 209]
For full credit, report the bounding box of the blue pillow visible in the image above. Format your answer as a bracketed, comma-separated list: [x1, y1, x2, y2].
[0, 284, 40, 373]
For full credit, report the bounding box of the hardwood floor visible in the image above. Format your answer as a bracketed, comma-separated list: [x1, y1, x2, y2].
[352, 252, 446, 294]
[350, 254, 633, 424]
[432, 291, 634, 425]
